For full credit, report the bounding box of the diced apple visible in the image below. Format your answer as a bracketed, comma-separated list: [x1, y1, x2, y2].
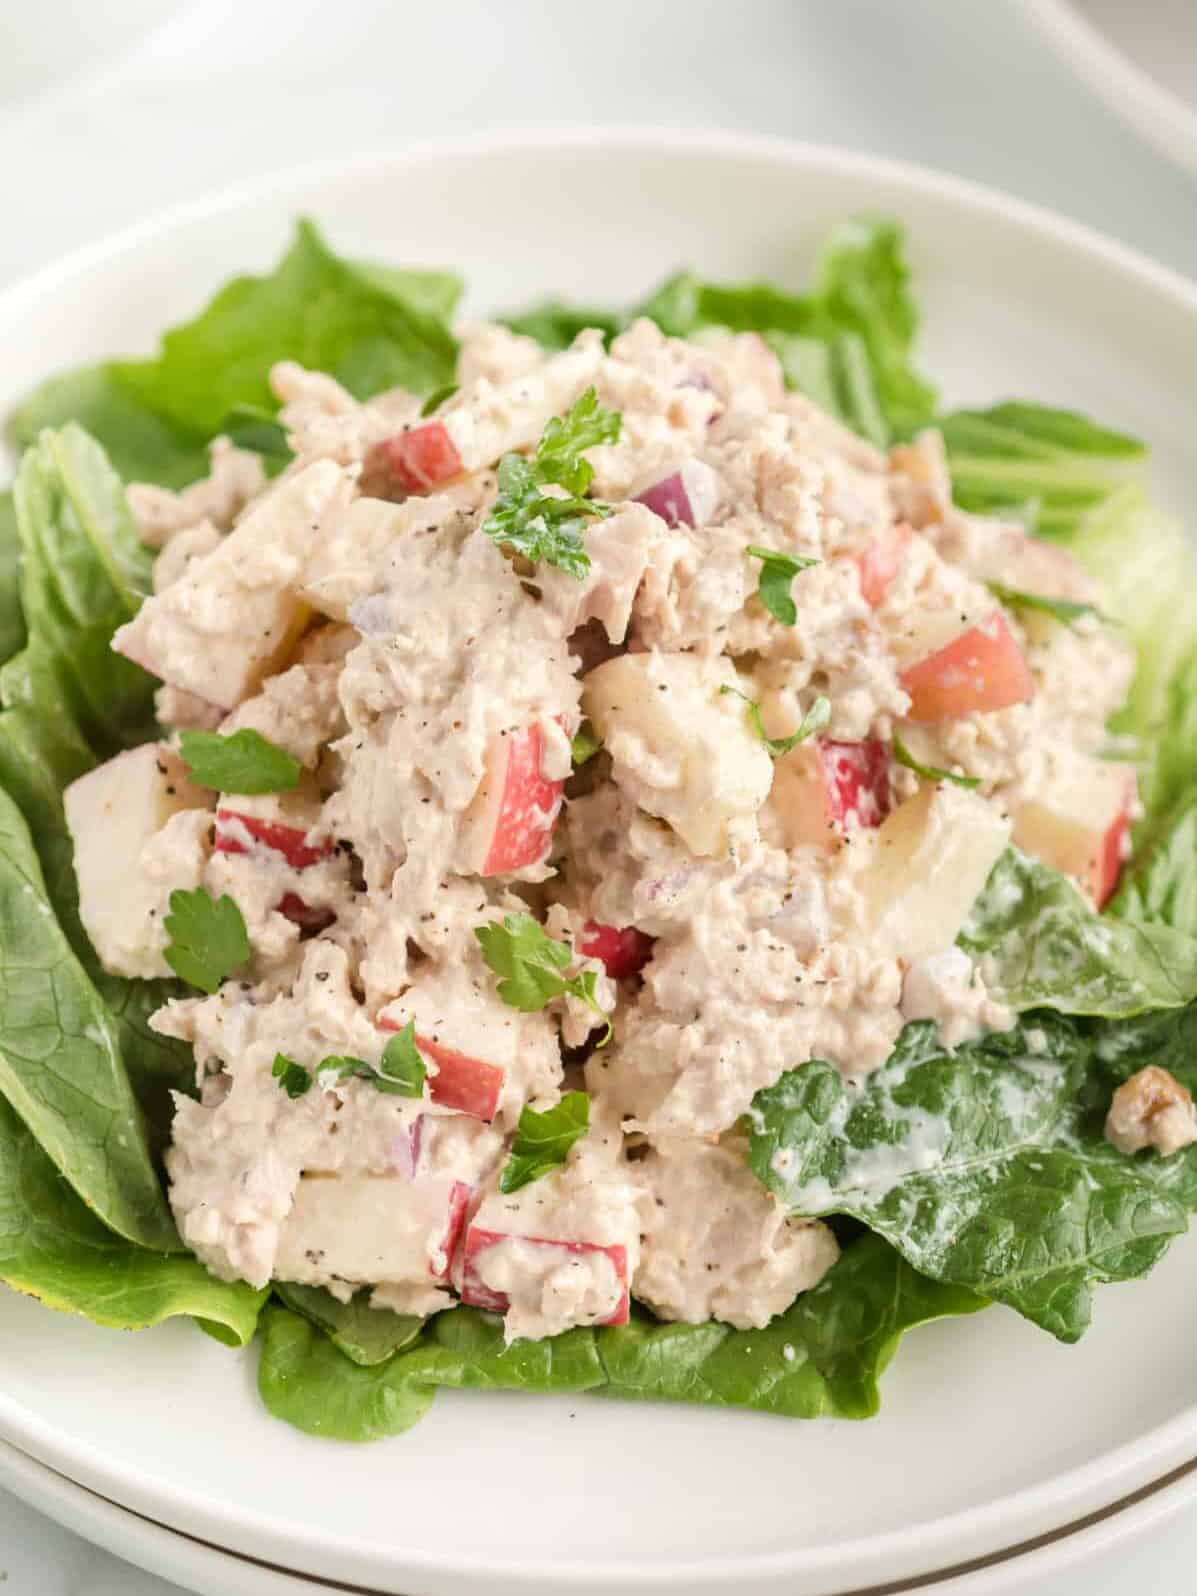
[900, 610, 1034, 721]
[376, 1010, 506, 1123]
[582, 652, 773, 856]
[577, 921, 655, 980]
[457, 1226, 630, 1326]
[769, 738, 891, 850]
[860, 783, 1011, 962]
[298, 496, 406, 622]
[457, 723, 564, 876]
[213, 783, 332, 869]
[1013, 758, 1136, 908]
[112, 461, 347, 708]
[64, 744, 212, 980]
[274, 1172, 470, 1288]
[362, 422, 465, 497]
[855, 522, 913, 606]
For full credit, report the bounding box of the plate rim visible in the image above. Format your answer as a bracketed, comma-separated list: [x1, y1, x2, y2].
[2, 126, 1197, 1590]
[1016, 0, 1197, 172]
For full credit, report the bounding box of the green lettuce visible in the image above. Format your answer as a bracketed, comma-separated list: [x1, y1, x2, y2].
[748, 1015, 1196, 1342]
[0, 1095, 263, 1341]
[258, 1235, 981, 1442]
[505, 217, 938, 445]
[274, 1284, 425, 1367]
[7, 221, 461, 491]
[960, 848, 1197, 1016]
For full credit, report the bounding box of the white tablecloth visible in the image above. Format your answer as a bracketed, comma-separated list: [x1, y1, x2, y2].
[1, 2, 1194, 1590]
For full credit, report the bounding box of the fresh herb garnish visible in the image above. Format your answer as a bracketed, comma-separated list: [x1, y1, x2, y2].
[570, 723, 603, 767]
[272, 1053, 313, 1099]
[720, 686, 831, 758]
[745, 545, 820, 626]
[420, 383, 459, 417]
[163, 887, 251, 992]
[892, 732, 981, 790]
[475, 913, 610, 1041]
[499, 1091, 591, 1194]
[986, 581, 1104, 628]
[376, 1023, 427, 1097]
[483, 388, 621, 579]
[178, 728, 302, 795]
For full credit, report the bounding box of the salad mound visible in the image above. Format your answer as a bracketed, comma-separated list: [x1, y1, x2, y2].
[2, 218, 1197, 1441]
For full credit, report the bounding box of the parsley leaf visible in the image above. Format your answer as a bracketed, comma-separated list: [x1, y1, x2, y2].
[483, 388, 621, 579]
[376, 1023, 427, 1097]
[420, 383, 459, 417]
[178, 728, 302, 795]
[273, 1053, 313, 1099]
[986, 581, 1104, 628]
[720, 687, 831, 758]
[164, 887, 251, 992]
[570, 723, 603, 767]
[499, 1091, 591, 1194]
[474, 913, 610, 1041]
[892, 732, 981, 790]
[745, 545, 820, 626]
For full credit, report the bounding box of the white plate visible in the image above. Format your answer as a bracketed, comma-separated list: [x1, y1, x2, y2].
[2, 131, 1197, 1596]
[1019, 0, 1197, 173]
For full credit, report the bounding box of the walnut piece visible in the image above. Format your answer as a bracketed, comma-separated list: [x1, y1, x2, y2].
[1105, 1065, 1197, 1158]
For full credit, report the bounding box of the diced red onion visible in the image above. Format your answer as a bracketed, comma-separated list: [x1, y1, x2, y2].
[634, 459, 719, 529]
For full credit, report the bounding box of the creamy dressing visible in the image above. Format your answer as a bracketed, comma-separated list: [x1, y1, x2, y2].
[81, 313, 1135, 1342]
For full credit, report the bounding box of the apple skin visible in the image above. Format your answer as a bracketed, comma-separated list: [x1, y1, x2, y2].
[770, 737, 891, 850]
[459, 723, 564, 876]
[577, 921, 655, 980]
[213, 808, 334, 869]
[855, 522, 913, 606]
[900, 611, 1034, 721]
[1013, 760, 1136, 909]
[376, 1016, 505, 1122]
[364, 422, 464, 495]
[457, 1225, 630, 1325]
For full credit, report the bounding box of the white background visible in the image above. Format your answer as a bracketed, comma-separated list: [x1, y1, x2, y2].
[0, 0, 1194, 1590]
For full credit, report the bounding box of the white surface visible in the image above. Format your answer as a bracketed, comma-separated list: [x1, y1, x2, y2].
[3, 4, 1197, 1592]
[2, 132, 1197, 1596]
[1021, 0, 1197, 172]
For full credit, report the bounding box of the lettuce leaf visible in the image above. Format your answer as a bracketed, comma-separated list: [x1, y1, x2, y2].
[0, 494, 26, 666]
[274, 1283, 425, 1367]
[748, 1015, 1196, 1342]
[7, 221, 461, 492]
[504, 217, 937, 445]
[959, 848, 1197, 1016]
[258, 1236, 982, 1441]
[0, 784, 178, 1250]
[1109, 791, 1197, 940]
[0, 1095, 263, 1341]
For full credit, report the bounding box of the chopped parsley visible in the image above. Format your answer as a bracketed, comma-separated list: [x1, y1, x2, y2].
[986, 581, 1104, 628]
[419, 383, 459, 417]
[570, 723, 603, 767]
[499, 1091, 591, 1194]
[178, 727, 302, 795]
[163, 887, 251, 992]
[483, 388, 621, 579]
[745, 545, 820, 626]
[475, 913, 610, 1042]
[892, 732, 981, 790]
[272, 1027, 427, 1101]
[720, 686, 831, 758]
[375, 1022, 427, 1097]
[272, 1054, 313, 1099]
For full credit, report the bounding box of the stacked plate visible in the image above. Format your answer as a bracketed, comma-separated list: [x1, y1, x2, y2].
[2, 132, 1197, 1595]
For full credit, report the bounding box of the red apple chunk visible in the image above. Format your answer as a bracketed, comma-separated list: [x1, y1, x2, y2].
[364, 422, 464, 496]
[577, 921, 655, 980]
[376, 1016, 505, 1122]
[855, 522, 912, 607]
[1013, 760, 1136, 909]
[458, 1226, 630, 1325]
[900, 611, 1033, 721]
[458, 724, 564, 876]
[214, 808, 334, 869]
[770, 737, 891, 850]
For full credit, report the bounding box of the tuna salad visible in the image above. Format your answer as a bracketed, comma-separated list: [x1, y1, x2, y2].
[4, 216, 1197, 1442]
